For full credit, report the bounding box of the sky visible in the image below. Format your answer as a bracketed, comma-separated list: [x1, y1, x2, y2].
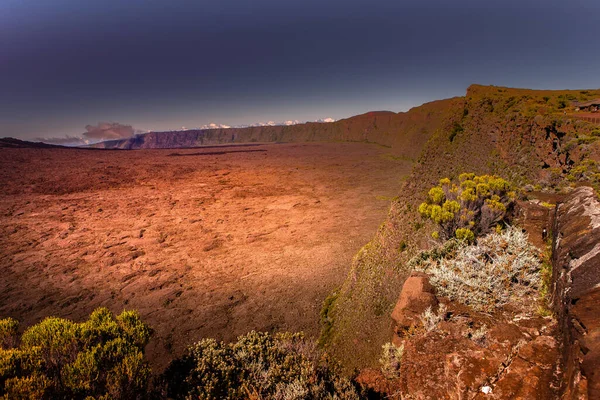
[1, 0, 599, 143]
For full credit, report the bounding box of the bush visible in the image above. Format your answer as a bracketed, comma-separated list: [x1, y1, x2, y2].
[413, 227, 541, 311]
[419, 304, 447, 332]
[163, 331, 360, 399]
[0, 308, 152, 399]
[379, 343, 404, 379]
[418, 174, 516, 240]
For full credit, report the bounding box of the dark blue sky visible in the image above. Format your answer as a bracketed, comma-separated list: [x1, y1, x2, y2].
[1, 0, 599, 141]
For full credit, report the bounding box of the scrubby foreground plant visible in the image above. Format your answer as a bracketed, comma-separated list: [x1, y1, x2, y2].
[0, 308, 152, 399]
[163, 330, 360, 400]
[418, 173, 516, 241]
[410, 226, 541, 311]
[378, 343, 404, 380]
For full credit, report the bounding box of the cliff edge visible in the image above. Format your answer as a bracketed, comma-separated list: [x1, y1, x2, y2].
[553, 186, 600, 399]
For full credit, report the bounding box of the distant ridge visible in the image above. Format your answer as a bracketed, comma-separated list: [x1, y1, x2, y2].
[87, 103, 456, 161]
[0, 137, 67, 149]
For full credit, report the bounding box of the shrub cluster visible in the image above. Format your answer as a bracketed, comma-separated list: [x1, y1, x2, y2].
[418, 173, 516, 241]
[412, 227, 541, 311]
[163, 331, 359, 399]
[378, 343, 404, 379]
[568, 159, 600, 183]
[0, 308, 152, 399]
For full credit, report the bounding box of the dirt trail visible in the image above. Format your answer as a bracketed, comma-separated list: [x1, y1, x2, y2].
[0, 142, 412, 370]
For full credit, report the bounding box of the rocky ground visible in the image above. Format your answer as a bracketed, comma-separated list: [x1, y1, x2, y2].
[0, 142, 412, 371]
[357, 188, 600, 399]
[358, 271, 561, 399]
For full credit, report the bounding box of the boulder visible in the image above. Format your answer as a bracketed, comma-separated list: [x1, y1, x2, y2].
[391, 272, 438, 340]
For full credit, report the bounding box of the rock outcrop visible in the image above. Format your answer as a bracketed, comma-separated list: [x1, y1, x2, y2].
[365, 291, 560, 399]
[362, 186, 600, 399]
[552, 186, 600, 399]
[390, 272, 438, 345]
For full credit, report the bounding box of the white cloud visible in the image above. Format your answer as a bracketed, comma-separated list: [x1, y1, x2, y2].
[201, 123, 231, 130]
[197, 118, 334, 130]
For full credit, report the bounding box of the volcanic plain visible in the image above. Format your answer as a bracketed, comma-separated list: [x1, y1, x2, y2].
[0, 142, 412, 370]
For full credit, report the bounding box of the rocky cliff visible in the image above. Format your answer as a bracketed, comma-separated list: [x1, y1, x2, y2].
[361, 187, 600, 399]
[322, 85, 600, 373]
[552, 186, 600, 399]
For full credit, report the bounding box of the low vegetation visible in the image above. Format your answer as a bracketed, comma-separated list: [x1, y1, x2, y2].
[378, 343, 404, 380]
[418, 174, 516, 241]
[419, 304, 447, 333]
[411, 226, 541, 311]
[162, 331, 359, 399]
[538, 237, 554, 316]
[1, 312, 360, 400]
[0, 308, 152, 399]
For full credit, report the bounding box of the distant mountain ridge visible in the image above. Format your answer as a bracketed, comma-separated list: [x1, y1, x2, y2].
[88, 105, 456, 161]
[0, 137, 67, 149]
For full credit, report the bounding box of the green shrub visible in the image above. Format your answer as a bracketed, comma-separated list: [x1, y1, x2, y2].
[455, 228, 475, 243]
[418, 174, 515, 240]
[577, 135, 597, 145]
[163, 331, 359, 399]
[407, 239, 462, 270]
[319, 291, 340, 347]
[567, 160, 599, 183]
[0, 308, 152, 399]
[538, 237, 554, 315]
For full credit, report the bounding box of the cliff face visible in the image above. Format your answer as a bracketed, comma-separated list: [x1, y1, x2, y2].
[323, 85, 600, 372]
[91, 99, 459, 161]
[553, 187, 600, 399]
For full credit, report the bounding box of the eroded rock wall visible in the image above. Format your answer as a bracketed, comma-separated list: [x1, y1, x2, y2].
[553, 186, 600, 399]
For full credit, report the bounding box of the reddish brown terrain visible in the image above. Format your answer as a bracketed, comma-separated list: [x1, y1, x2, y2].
[0, 142, 412, 370]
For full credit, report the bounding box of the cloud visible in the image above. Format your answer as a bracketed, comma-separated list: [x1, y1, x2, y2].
[196, 118, 331, 130]
[201, 123, 231, 130]
[36, 135, 89, 146]
[245, 120, 298, 127]
[83, 122, 134, 140]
